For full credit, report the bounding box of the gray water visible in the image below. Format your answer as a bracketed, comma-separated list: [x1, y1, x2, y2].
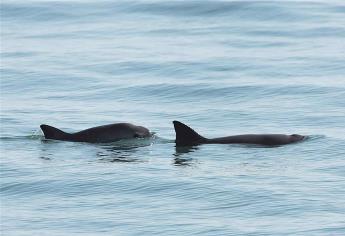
[1, 0, 345, 235]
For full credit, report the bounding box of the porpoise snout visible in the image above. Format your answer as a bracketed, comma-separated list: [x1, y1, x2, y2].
[136, 126, 151, 138]
[291, 134, 305, 142]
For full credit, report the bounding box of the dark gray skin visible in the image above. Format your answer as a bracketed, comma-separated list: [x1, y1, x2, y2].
[40, 123, 151, 143]
[173, 121, 305, 147]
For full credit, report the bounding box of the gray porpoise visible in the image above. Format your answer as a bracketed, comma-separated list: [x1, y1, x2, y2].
[173, 121, 305, 147]
[40, 123, 151, 143]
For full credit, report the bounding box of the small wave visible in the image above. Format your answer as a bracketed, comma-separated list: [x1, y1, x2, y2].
[303, 135, 326, 141]
[2, 0, 329, 23]
[1, 1, 111, 22]
[124, 1, 308, 22]
[0, 134, 43, 141]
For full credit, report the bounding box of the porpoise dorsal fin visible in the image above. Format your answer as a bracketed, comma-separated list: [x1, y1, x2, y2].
[40, 124, 70, 141]
[173, 121, 206, 146]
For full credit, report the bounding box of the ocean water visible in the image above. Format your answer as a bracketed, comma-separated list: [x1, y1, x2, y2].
[1, 0, 345, 235]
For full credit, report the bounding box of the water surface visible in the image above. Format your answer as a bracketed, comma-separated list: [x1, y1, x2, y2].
[1, 0, 345, 235]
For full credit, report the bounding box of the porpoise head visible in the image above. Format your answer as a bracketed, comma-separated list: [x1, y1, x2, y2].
[134, 125, 151, 138]
[290, 134, 305, 143]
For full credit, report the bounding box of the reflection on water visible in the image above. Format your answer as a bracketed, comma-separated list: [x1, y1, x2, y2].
[173, 157, 196, 166]
[96, 138, 155, 163]
[39, 156, 52, 161]
[97, 145, 143, 163]
[174, 146, 199, 156]
[36, 136, 155, 163]
[173, 146, 199, 166]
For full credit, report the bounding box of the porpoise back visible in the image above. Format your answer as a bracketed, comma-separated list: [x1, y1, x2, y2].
[173, 121, 305, 146]
[40, 123, 151, 143]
